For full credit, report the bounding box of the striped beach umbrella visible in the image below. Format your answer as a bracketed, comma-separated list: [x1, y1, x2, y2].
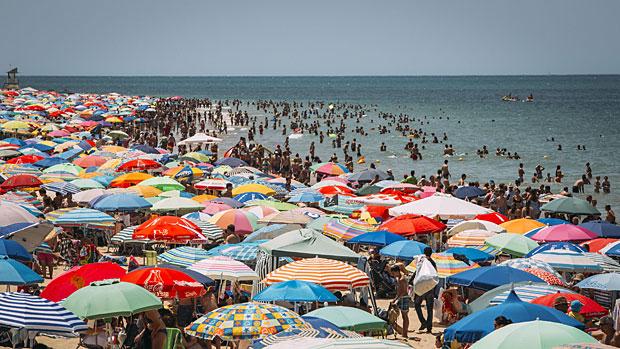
[499, 258, 562, 279]
[323, 218, 376, 241]
[189, 256, 259, 281]
[157, 246, 211, 267]
[0, 191, 43, 210]
[530, 250, 604, 273]
[262, 257, 370, 291]
[406, 252, 480, 277]
[206, 240, 267, 261]
[185, 302, 306, 341]
[0, 292, 88, 336]
[41, 181, 81, 195]
[234, 192, 268, 203]
[447, 230, 497, 248]
[241, 205, 279, 219]
[209, 209, 260, 234]
[46, 208, 115, 228]
[187, 219, 224, 243]
[489, 284, 575, 305]
[312, 162, 349, 176]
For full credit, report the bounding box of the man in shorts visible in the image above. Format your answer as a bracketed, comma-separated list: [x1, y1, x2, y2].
[390, 265, 411, 339]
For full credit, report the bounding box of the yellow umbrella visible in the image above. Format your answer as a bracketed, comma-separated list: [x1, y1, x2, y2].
[110, 172, 154, 188]
[231, 183, 276, 196]
[78, 171, 104, 179]
[127, 185, 162, 198]
[2, 120, 30, 131]
[500, 218, 546, 234]
[105, 116, 123, 123]
[101, 145, 127, 153]
[54, 141, 79, 153]
[41, 124, 61, 132]
[38, 141, 57, 147]
[98, 158, 122, 171]
[192, 194, 217, 202]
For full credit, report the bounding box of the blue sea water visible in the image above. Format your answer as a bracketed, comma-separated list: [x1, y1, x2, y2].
[19, 75, 620, 212]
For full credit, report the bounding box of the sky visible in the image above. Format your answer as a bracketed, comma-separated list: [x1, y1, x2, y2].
[2, 0, 620, 76]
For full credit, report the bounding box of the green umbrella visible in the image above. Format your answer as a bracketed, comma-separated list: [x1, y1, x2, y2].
[180, 152, 210, 163]
[43, 163, 83, 176]
[304, 306, 386, 332]
[70, 178, 105, 190]
[62, 279, 162, 320]
[541, 197, 600, 215]
[108, 130, 129, 139]
[306, 215, 340, 232]
[150, 197, 203, 213]
[245, 199, 298, 211]
[484, 233, 539, 257]
[137, 177, 185, 192]
[469, 320, 596, 349]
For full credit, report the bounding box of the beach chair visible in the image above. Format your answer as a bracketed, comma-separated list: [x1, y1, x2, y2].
[164, 328, 183, 349]
[144, 250, 157, 266]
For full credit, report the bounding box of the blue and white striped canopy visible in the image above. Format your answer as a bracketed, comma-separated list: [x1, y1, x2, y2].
[0, 292, 87, 336]
[530, 250, 604, 273]
[157, 246, 210, 267]
[42, 182, 81, 195]
[489, 284, 575, 305]
[48, 208, 115, 226]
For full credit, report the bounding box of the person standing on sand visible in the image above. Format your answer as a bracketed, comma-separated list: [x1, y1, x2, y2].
[414, 247, 437, 334]
[390, 264, 411, 339]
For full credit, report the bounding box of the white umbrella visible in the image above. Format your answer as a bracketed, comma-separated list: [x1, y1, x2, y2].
[388, 193, 492, 219]
[178, 133, 222, 145]
[447, 219, 506, 236]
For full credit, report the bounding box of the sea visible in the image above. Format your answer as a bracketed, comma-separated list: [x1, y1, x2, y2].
[19, 75, 620, 213]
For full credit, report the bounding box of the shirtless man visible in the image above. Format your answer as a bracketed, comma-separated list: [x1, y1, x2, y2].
[390, 265, 411, 339]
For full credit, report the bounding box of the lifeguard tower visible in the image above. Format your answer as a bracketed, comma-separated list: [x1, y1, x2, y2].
[4, 68, 19, 90]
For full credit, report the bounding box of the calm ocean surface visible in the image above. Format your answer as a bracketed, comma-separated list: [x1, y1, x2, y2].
[20, 75, 620, 212]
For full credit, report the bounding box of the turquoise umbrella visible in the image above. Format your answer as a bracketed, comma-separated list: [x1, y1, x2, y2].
[304, 306, 386, 332]
[541, 197, 600, 215]
[0, 256, 43, 285]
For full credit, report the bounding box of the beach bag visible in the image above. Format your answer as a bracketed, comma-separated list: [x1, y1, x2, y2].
[412, 256, 439, 296]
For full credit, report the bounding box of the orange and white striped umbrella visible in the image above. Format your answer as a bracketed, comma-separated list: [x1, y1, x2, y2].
[447, 229, 497, 248]
[262, 257, 369, 291]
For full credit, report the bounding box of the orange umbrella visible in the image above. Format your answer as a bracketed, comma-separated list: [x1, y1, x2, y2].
[500, 218, 545, 234]
[110, 172, 154, 188]
[379, 214, 446, 236]
[121, 267, 206, 299]
[73, 155, 108, 168]
[581, 238, 619, 253]
[133, 216, 201, 242]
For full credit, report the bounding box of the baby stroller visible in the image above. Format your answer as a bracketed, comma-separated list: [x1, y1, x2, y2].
[368, 259, 396, 299]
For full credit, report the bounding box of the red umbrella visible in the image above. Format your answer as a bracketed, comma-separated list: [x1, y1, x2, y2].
[133, 216, 201, 242]
[522, 268, 566, 287]
[379, 214, 446, 236]
[7, 155, 45, 165]
[531, 292, 608, 318]
[475, 212, 509, 225]
[0, 174, 43, 191]
[362, 205, 391, 221]
[121, 267, 206, 299]
[581, 238, 619, 253]
[40, 262, 126, 302]
[73, 155, 108, 168]
[317, 185, 354, 195]
[116, 159, 162, 172]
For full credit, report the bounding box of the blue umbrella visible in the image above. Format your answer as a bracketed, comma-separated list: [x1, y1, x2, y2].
[182, 212, 212, 221]
[537, 218, 569, 226]
[131, 144, 159, 154]
[252, 316, 351, 349]
[254, 280, 338, 302]
[206, 240, 267, 261]
[3, 138, 26, 146]
[0, 256, 43, 285]
[576, 272, 620, 291]
[447, 266, 544, 291]
[42, 182, 81, 195]
[93, 194, 152, 212]
[525, 241, 586, 257]
[91, 175, 114, 187]
[0, 240, 31, 262]
[214, 157, 248, 168]
[0, 222, 37, 238]
[33, 157, 69, 168]
[379, 240, 430, 260]
[209, 197, 244, 208]
[579, 221, 620, 238]
[445, 247, 495, 263]
[348, 231, 405, 247]
[22, 143, 54, 153]
[454, 186, 486, 200]
[288, 191, 325, 203]
[443, 290, 584, 345]
[233, 192, 268, 203]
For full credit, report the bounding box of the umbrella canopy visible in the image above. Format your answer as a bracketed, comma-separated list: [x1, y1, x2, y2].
[47, 208, 115, 228]
[313, 162, 349, 176]
[0, 239, 31, 261]
[201, 202, 232, 215]
[0, 256, 43, 285]
[40, 262, 126, 302]
[531, 224, 598, 242]
[206, 241, 265, 261]
[72, 155, 108, 168]
[241, 205, 279, 219]
[444, 291, 584, 345]
[347, 230, 405, 247]
[133, 216, 201, 242]
[448, 230, 497, 248]
[150, 197, 204, 213]
[445, 247, 495, 263]
[288, 191, 325, 203]
[69, 178, 105, 190]
[454, 186, 486, 200]
[121, 267, 206, 299]
[246, 199, 297, 211]
[189, 256, 259, 281]
[214, 157, 248, 168]
[389, 193, 492, 219]
[323, 218, 376, 240]
[92, 193, 151, 211]
[42, 181, 81, 195]
[576, 273, 620, 291]
[210, 197, 244, 208]
[379, 240, 430, 260]
[484, 233, 539, 257]
[304, 306, 386, 332]
[254, 280, 338, 302]
[498, 258, 562, 278]
[0, 292, 88, 336]
[487, 284, 574, 307]
[209, 209, 259, 234]
[110, 172, 153, 188]
[234, 192, 268, 203]
[262, 257, 369, 291]
[185, 302, 306, 340]
[468, 320, 596, 349]
[448, 219, 506, 236]
[262, 337, 410, 349]
[232, 183, 276, 196]
[541, 197, 600, 216]
[447, 266, 543, 291]
[0, 200, 39, 226]
[532, 293, 607, 318]
[244, 224, 303, 242]
[259, 229, 360, 262]
[62, 279, 162, 320]
[346, 169, 388, 182]
[530, 250, 604, 273]
[156, 246, 211, 268]
[378, 214, 446, 236]
[525, 241, 587, 257]
[522, 268, 566, 287]
[0, 174, 42, 190]
[500, 218, 546, 234]
[138, 177, 184, 192]
[579, 221, 620, 238]
[406, 252, 479, 277]
[117, 159, 162, 172]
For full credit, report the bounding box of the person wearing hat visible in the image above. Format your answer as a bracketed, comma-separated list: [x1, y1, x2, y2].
[553, 296, 569, 313]
[598, 315, 620, 346]
[568, 300, 585, 323]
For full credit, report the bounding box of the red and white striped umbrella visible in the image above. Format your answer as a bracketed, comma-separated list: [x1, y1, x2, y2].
[262, 257, 370, 291]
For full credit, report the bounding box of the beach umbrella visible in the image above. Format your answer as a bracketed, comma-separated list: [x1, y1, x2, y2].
[246, 199, 297, 211]
[72, 188, 107, 204]
[541, 197, 600, 215]
[251, 320, 360, 349]
[241, 205, 279, 219]
[117, 158, 162, 172]
[110, 172, 153, 188]
[2, 120, 30, 131]
[254, 280, 338, 302]
[447, 219, 506, 236]
[525, 241, 586, 257]
[288, 191, 325, 203]
[389, 193, 492, 219]
[201, 201, 232, 215]
[445, 247, 495, 263]
[0, 222, 54, 252]
[157, 246, 211, 267]
[576, 273, 620, 291]
[522, 268, 566, 286]
[0, 190, 43, 209]
[133, 216, 201, 242]
[486, 283, 574, 306]
[444, 291, 584, 345]
[531, 224, 598, 242]
[500, 218, 546, 234]
[379, 240, 429, 260]
[150, 197, 204, 213]
[72, 155, 108, 168]
[187, 219, 224, 242]
[348, 230, 405, 247]
[530, 250, 604, 273]
[47, 207, 115, 228]
[43, 163, 83, 175]
[264, 337, 410, 349]
[259, 210, 313, 225]
[178, 133, 222, 146]
[484, 233, 539, 257]
[579, 221, 620, 238]
[537, 217, 569, 226]
[0, 256, 43, 285]
[311, 162, 349, 176]
[214, 157, 247, 168]
[553, 344, 617, 349]
[138, 177, 184, 192]
[40, 262, 126, 302]
[92, 193, 151, 211]
[468, 320, 596, 349]
[69, 178, 105, 189]
[244, 224, 302, 242]
[304, 306, 385, 332]
[234, 191, 268, 203]
[0, 200, 39, 226]
[209, 209, 259, 234]
[231, 183, 276, 196]
[121, 267, 206, 299]
[406, 252, 479, 277]
[62, 279, 162, 320]
[447, 229, 497, 248]
[0, 292, 88, 336]
[206, 240, 266, 261]
[209, 197, 244, 208]
[41, 181, 81, 195]
[378, 214, 446, 236]
[185, 302, 306, 340]
[454, 186, 486, 200]
[323, 218, 376, 240]
[189, 256, 259, 281]
[263, 257, 369, 291]
[6, 154, 45, 165]
[0, 239, 31, 262]
[498, 258, 562, 278]
[532, 293, 607, 318]
[346, 169, 387, 182]
[447, 266, 543, 291]
[316, 185, 354, 195]
[0, 174, 42, 190]
[127, 185, 162, 197]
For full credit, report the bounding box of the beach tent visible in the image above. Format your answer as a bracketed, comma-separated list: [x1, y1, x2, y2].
[258, 229, 360, 262]
[388, 193, 492, 219]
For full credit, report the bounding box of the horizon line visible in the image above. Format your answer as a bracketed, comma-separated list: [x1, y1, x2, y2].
[18, 73, 620, 78]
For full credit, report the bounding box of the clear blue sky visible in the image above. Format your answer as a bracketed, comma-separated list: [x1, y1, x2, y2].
[2, 0, 619, 76]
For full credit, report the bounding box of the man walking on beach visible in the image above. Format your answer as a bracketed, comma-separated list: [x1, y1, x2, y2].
[390, 265, 411, 339]
[414, 247, 437, 334]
